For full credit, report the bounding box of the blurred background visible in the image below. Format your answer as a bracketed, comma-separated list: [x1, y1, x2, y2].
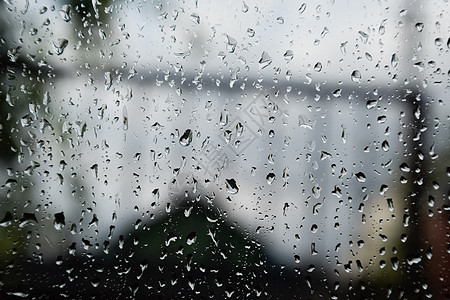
[0, 0, 448, 298]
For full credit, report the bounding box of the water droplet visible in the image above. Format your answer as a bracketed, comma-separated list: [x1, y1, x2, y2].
[179, 129, 193, 146]
[59, 4, 71, 22]
[351, 70, 361, 83]
[53, 38, 68, 55]
[122, 106, 128, 130]
[314, 62, 322, 72]
[298, 3, 307, 14]
[104, 72, 112, 90]
[400, 162, 410, 172]
[55, 256, 63, 265]
[224, 130, 232, 144]
[354, 172, 366, 183]
[312, 185, 321, 199]
[20, 114, 33, 127]
[333, 89, 342, 98]
[186, 232, 197, 245]
[19, 213, 38, 228]
[407, 255, 422, 265]
[190, 13, 200, 24]
[91, 278, 100, 288]
[266, 173, 276, 184]
[386, 198, 394, 211]
[391, 54, 399, 68]
[381, 140, 390, 151]
[165, 232, 178, 246]
[0, 211, 13, 227]
[53, 212, 65, 230]
[358, 31, 369, 44]
[98, 28, 106, 40]
[225, 178, 239, 194]
[415, 22, 424, 32]
[226, 35, 237, 53]
[242, 1, 249, 13]
[235, 122, 244, 136]
[366, 99, 378, 109]
[379, 184, 388, 196]
[220, 111, 229, 126]
[284, 50, 294, 61]
[258, 51, 272, 69]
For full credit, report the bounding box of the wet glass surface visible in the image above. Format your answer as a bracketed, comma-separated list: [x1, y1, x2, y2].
[0, 0, 449, 298]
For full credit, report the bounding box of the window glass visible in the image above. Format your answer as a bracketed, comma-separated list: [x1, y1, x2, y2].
[0, 0, 448, 298]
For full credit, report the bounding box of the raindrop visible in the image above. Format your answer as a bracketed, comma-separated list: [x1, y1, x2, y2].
[258, 51, 272, 69]
[284, 50, 294, 61]
[379, 184, 388, 196]
[225, 35, 237, 53]
[298, 3, 307, 15]
[225, 178, 239, 194]
[366, 99, 377, 109]
[55, 256, 63, 265]
[266, 173, 276, 184]
[179, 129, 193, 146]
[386, 198, 394, 211]
[333, 89, 342, 98]
[98, 29, 107, 40]
[224, 130, 232, 144]
[314, 62, 322, 72]
[19, 213, 38, 228]
[242, 1, 249, 13]
[20, 114, 33, 127]
[358, 31, 369, 43]
[351, 70, 361, 83]
[355, 172, 366, 183]
[312, 185, 321, 199]
[122, 106, 128, 130]
[104, 72, 112, 90]
[59, 4, 71, 22]
[53, 38, 68, 55]
[186, 232, 197, 245]
[381, 140, 390, 151]
[165, 232, 178, 246]
[400, 162, 410, 172]
[415, 22, 424, 32]
[407, 255, 422, 265]
[391, 54, 399, 68]
[0, 211, 13, 227]
[236, 122, 244, 136]
[434, 38, 442, 47]
[152, 188, 160, 200]
[190, 13, 200, 24]
[53, 212, 65, 230]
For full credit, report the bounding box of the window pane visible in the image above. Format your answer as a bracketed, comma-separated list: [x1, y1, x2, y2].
[0, 0, 448, 298]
